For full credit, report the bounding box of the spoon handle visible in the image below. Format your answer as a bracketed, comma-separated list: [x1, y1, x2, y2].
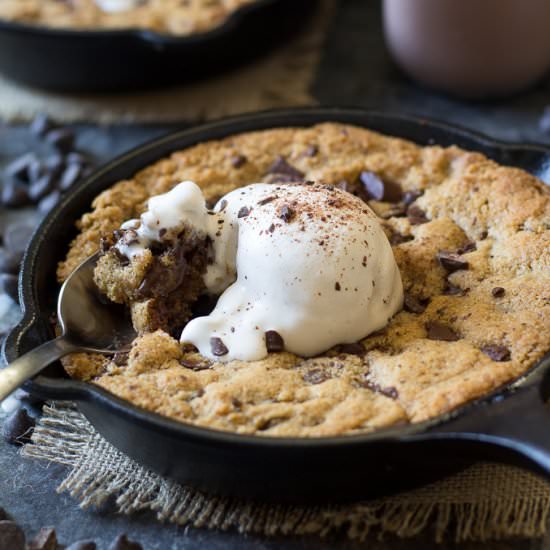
[0, 337, 77, 402]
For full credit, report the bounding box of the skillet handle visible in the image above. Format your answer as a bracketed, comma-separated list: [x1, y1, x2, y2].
[427, 382, 550, 479]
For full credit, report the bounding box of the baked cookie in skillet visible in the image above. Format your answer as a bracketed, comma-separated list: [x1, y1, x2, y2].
[57, 123, 550, 437]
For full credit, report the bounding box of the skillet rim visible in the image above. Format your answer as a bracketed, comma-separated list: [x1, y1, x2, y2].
[3, 106, 550, 449]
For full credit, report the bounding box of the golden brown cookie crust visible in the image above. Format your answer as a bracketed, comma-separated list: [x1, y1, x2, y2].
[58, 123, 550, 437]
[0, 0, 256, 35]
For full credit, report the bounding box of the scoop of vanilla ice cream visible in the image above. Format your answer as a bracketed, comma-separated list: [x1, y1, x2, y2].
[112, 180, 403, 362]
[95, 0, 141, 12]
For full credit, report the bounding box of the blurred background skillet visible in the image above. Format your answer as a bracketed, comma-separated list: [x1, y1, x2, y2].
[0, 0, 317, 92]
[3, 108, 550, 503]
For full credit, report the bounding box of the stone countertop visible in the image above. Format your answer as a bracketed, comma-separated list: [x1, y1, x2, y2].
[1, 0, 550, 548]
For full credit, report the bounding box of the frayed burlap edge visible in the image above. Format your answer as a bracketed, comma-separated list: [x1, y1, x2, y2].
[0, 0, 334, 123]
[22, 403, 550, 543]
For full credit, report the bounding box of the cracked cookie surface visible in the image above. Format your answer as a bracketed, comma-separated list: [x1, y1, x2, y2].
[57, 123, 550, 437]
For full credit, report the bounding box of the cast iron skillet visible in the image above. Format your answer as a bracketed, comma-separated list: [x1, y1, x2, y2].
[3, 108, 550, 503]
[0, 0, 317, 92]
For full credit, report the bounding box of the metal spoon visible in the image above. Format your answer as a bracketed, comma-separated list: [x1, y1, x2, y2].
[0, 253, 136, 401]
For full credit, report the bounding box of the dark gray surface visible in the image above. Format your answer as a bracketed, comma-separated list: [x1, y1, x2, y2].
[1, 0, 550, 548]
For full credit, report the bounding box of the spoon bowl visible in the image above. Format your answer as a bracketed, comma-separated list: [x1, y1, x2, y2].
[0, 253, 136, 402]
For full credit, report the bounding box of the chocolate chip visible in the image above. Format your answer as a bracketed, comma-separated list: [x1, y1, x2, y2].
[268, 223, 275, 233]
[457, 241, 477, 254]
[335, 282, 341, 291]
[266, 156, 304, 181]
[304, 144, 318, 157]
[436, 251, 469, 273]
[109, 534, 143, 550]
[363, 380, 399, 399]
[443, 283, 468, 296]
[66, 541, 97, 550]
[230, 154, 247, 168]
[45, 128, 75, 153]
[481, 344, 511, 362]
[265, 330, 284, 352]
[303, 369, 329, 385]
[0, 273, 18, 302]
[210, 337, 228, 356]
[425, 321, 460, 342]
[258, 195, 276, 206]
[59, 162, 82, 191]
[339, 342, 365, 355]
[389, 231, 414, 245]
[180, 358, 212, 371]
[4, 153, 37, 182]
[407, 204, 429, 225]
[37, 190, 61, 214]
[2, 408, 35, 444]
[4, 222, 34, 257]
[278, 205, 295, 222]
[30, 113, 55, 138]
[402, 190, 423, 205]
[28, 527, 57, 550]
[491, 286, 505, 298]
[28, 173, 55, 202]
[112, 352, 129, 366]
[404, 294, 428, 314]
[0, 247, 20, 274]
[359, 171, 402, 202]
[0, 521, 25, 550]
[237, 206, 250, 218]
[1, 179, 30, 207]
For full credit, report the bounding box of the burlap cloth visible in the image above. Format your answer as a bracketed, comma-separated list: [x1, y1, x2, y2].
[21, 403, 550, 543]
[0, 1, 333, 124]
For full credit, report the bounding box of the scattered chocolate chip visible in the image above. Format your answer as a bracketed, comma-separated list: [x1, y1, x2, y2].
[304, 144, 318, 157]
[30, 113, 55, 138]
[37, 190, 61, 214]
[210, 337, 228, 356]
[0, 273, 18, 302]
[339, 342, 365, 355]
[59, 162, 82, 191]
[425, 321, 460, 342]
[4, 153, 37, 182]
[28, 173, 55, 202]
[480, 230, 488, 240]
[109, 534, 143, 550]
[402, 190, 423, 205]
[4, 222, 34, 257]
[457, 241, 477, 254]
[268, 223, 275, 233]
[303, 369, 329, 385]
[0, 247, 20, 274]
[237, 206, 250, 218]
[389, 231, 414, 245]
[1, 179, 30, 207]
[436, 251, 469, 273]
[265, 330, 285, 352]
[66, 541, 97, 550]
[362, 380, 399, 399]
[404, 294, 428, 314]
[230, 154, 247, 168]
[180, 358, 211, 371]
[492, 286, 505, 298]
[28, 527, 57, 550]
[2, 408, 35, 444]
[266, 156, 304, 181]
[359, 171, 402, 202]
[278, 205, 295, 222]
[45, 128, 75, 153]
[335, 282, 341, 291]
[481, 344, 511, 362]
[407, 204, 429, 225]
[258, 195, 276, 206]
[0, 521, 25, 550]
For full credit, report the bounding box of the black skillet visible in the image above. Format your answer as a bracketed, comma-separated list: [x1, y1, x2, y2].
[3, 108, 550, 503]
[0, 0, 317, 92]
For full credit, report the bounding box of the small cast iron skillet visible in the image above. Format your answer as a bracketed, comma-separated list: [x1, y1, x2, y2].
[0, 0, 317, 92]
[3, 108, 550, 503]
